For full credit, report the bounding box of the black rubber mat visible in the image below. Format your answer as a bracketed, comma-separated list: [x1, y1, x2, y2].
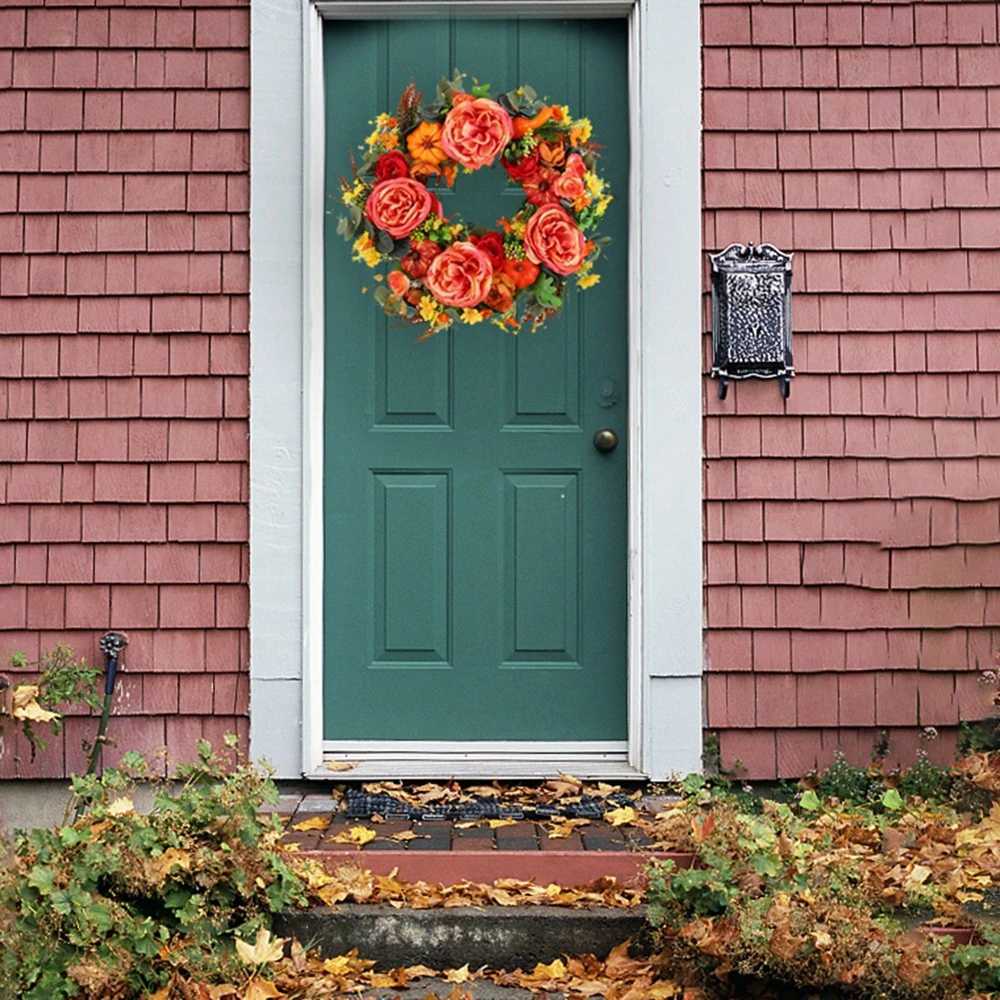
[344, 788, 633, 822]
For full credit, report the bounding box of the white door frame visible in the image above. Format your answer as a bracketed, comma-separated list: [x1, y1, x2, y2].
[249, 0, 703, 780]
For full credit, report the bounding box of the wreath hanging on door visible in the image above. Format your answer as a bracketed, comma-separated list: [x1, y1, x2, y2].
[338, 72, 613, 338]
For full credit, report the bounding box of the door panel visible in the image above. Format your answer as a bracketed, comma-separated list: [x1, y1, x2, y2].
[323, 16, 629, 742]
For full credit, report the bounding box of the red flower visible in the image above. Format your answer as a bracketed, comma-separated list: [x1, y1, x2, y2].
[470, 232, 506, 270]
[401, 240, 443, 279]
[502, 257, 540, 289]
[374, 150, 410, 181]
[521, 167, 561, 207]
[502, 149, 541, 183]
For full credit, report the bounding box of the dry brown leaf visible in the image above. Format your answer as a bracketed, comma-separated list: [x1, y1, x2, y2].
[444, 964, 472, 983]
[323, 760, 357, 772]
[243, 980, 284, 1000]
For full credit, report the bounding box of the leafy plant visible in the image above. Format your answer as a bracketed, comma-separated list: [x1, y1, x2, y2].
[0, 738, 306, 999]
[2, 645, 101, 756]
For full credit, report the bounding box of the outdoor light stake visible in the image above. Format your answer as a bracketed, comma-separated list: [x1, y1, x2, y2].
[709, 242, 794, 400]
[85, 631, 128, 777]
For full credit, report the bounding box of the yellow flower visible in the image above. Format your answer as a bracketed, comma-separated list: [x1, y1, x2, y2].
[578, 273, 601, 289]
[352, 232, 383, 268]
[341, 178, 366, 206]
[595, 194, 613, 217]
[570, 117, 592, 146]
[585, 171, 605, 197]
[461, 308, 484, 324]
[419, 295, 440, 323]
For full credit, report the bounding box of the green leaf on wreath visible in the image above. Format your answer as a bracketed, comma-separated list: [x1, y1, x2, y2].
[336, 205, 363, 241]
[374, 229, 395, 254]
[531, 274, 563, 309]
[471, 82, 491, 98]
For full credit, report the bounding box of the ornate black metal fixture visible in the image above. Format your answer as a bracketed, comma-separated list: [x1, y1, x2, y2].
[709, 242, 794, 399]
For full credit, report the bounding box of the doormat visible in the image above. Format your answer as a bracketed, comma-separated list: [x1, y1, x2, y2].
[344, 787, 635, 823]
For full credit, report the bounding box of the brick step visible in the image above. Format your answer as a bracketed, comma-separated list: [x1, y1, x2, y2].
[297, 848, 694, 886]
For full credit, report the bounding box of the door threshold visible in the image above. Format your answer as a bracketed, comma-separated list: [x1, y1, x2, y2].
[309, 748, 644, 781]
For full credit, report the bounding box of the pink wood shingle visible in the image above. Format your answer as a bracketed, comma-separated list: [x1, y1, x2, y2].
[0, 0, 248, 779]
[704, 0, 998, 776]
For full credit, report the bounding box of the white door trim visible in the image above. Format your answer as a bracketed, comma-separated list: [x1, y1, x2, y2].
[249, 0, 703, 781]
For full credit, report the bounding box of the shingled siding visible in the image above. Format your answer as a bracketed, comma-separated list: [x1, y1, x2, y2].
[703, 0, 1000, 778]
[0, 0, 249, 778]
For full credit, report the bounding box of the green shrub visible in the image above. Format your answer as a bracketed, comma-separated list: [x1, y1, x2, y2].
[0, 738, 305, 999]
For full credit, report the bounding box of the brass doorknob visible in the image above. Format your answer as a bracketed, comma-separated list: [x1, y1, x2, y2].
[593, 428, 619, 453]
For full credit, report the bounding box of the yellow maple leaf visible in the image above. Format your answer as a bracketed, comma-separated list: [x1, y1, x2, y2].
[488, 818, 516, 829]
[604, 805, 638, 827]
[547, 818, 590, 839]
[107, 797, 134, 817]
[321, 955, 354, 975]
[291, 815, 331, 832]
[235, 927, 287, 967]
[330, 825, 377, 846]
[525, 958, 567, 982]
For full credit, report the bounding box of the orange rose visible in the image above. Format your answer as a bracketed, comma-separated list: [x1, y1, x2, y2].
[387, 270, 410, 297]
[424, 241, 494, 308]
[553, 153, 588, 202]
[441, 98, 513, 170]
[365, 177, 435, 238]
[523, 205, 587, 276]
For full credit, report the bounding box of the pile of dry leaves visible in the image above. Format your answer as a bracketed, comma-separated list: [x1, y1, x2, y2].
[155, 934, 690, 1000]
[292, 860, 643, 910]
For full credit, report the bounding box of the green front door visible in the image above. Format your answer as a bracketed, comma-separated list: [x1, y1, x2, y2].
[323, 16, 629, 742]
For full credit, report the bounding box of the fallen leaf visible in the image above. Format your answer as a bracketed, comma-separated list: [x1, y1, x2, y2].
[444, 964, 471, 983]
[547, 818, 590, 839]
[487, 819, 516, 829]
[107, 797, 134, 817]
[329, 825, 377, 847]
[390, 830, 427, 842]
[291, 815, 331, 832]
[244, 980, 284, 1000]
[605, 805, 638, 827]
[324, 760, 357, 772]
[235, 927, 286, 967]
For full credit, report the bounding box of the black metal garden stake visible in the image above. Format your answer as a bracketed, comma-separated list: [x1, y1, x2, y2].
[85, 631, 128, 777]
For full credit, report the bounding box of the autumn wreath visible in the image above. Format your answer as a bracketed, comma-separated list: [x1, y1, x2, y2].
[338, 72, 613, 338]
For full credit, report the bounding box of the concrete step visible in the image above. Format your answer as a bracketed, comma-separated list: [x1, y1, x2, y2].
[275, 903, 645, 971]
